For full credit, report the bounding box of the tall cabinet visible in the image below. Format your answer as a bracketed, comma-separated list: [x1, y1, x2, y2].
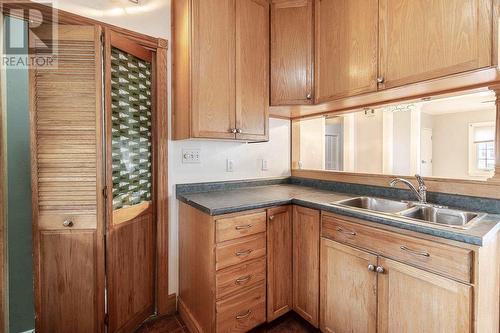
[31, 25, 105, 333]
[173, 0, 269, 141]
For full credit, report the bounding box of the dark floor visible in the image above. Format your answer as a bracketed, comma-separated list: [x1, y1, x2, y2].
[135, 312, 320, 333]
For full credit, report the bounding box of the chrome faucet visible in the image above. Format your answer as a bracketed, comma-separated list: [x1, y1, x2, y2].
[389, 174, 427, 204]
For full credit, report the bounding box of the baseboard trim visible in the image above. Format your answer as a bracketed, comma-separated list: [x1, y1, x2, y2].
[178, 297, 202, 333]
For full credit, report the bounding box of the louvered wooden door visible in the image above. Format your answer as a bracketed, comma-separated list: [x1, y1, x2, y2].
[104, 30, 156, 333]
[30, 25, 105, 333]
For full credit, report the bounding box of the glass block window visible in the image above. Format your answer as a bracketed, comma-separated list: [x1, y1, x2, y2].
[110, 47, 152, 210]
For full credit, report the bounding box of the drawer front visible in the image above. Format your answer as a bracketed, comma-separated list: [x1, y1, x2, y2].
[216, 258, 266, 300]
[216, 212, 267, 243]
[39, 214, 96, 230]
[322, 214, 473, 282]
[216, 284, 266, 333]
[216, 233, 267, 270]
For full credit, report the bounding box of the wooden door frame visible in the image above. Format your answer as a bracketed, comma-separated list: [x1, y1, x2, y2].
[103, 28, 170, 317]
[0, 1, 170, 325]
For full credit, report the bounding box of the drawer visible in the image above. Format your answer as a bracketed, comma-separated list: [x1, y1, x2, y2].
[216, 284, 266, 333]
[38, 214, 96, 230]
[216, 211, 267, 243]
[216, 258, 266, 300]
[322, 214, 473, 282]
[216, 233, 266, 271]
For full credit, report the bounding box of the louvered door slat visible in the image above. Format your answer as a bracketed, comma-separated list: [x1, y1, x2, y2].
[31, 25, 104, 333]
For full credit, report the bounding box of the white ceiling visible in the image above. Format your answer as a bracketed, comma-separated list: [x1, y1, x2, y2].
[420, 90, 496, 115]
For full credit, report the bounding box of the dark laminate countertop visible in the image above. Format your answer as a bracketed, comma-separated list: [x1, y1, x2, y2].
[177, 183, 500, 246]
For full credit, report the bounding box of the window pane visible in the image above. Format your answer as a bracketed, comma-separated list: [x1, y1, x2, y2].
[477, 159, 487, 170]
[111, 47, 152, 210]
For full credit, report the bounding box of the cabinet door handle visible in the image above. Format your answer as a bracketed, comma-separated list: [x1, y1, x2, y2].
[306, 93, 312, 100]
[368, 264, 376, 272]
[235, 249, 253, 257]
[376, 266, 385, 274]
[63, 220, 74, 227]
[236, 310, 251, 320]
[335, 227, 356, 236]
[377, 76, 385, 84]
[236, 128, 243, 134]
[400, 245, 430, 257]
[230, 128, 237, 134]
[235, 224, 252, 230]
[269, 215, 274, 221]
[235, 275, 252, 284]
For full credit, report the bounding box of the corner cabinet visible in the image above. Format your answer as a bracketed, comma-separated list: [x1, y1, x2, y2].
[172, 0, 269, 141]
[270, 0, 314, 105]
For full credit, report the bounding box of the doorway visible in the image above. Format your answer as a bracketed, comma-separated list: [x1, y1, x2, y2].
[421, 128, 433, 177]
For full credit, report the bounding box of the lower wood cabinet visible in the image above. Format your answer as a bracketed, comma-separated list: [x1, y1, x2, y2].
[377, 257, 472, 333]
[266, 206, 293, 321]
[320, 239, 377, 333]
[292, 206, 320, 327]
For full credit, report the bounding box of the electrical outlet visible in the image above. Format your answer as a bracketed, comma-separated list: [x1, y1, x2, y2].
[182, 149, 201, 164]
[226, 159, 234, 172]
[261, 159, 268, 171]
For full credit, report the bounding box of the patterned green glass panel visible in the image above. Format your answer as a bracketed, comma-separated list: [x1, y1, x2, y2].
[111, 47, 152, 210]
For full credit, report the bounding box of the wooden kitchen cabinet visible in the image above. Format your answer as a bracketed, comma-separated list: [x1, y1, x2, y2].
[377, 257, 472, 333]
[271, 0, 314, 105]
[172, 0, 269, 141]
[292, 206, 320, 327]
[378, 0, 492, 89]
[266, 206, 293, 321]
[320, 239, 378, 333]
[315, 0, 378, 103]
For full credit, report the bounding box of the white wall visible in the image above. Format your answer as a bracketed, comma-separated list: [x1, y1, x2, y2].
[55, 0, 292, 295]
[432, 110, 495, 179]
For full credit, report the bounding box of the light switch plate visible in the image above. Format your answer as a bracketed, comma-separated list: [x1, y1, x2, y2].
[182, 149, 201, 163]
[261, 159, 268, 171]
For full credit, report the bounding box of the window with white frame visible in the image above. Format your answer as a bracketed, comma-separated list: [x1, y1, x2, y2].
[468, 122, 496, 177]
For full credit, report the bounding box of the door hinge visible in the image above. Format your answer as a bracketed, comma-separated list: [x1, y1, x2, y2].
[102, 186, 108, 199]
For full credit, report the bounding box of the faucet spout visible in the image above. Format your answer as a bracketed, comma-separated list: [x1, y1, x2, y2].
[389, 175, 427, 204]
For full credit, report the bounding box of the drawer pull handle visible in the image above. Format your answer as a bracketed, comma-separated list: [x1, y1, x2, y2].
[235, 275, 252, 284]
[236, 310, 251, 320]
[400, 245, 430, 257]
[235, 249, 253, 257]
[63, 220, 74, 227]
[235, 224, 253, 230]
[336, 227, 356, 236]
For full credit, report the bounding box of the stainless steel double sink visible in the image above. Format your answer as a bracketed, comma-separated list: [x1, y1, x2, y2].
[333, 196, 484, 229]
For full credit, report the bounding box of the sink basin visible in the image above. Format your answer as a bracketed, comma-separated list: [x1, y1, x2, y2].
[335, 197, 412, 214]
[399, 206, 483, 228]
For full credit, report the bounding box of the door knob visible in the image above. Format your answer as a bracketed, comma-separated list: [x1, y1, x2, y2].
[63, 220, 74, 227]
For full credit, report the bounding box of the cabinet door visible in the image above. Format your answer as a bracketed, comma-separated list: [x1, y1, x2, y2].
[377, 257, 472, 333]
[320, 239, 377, 333]
[267, 206, 293, 321]
[31, 25, 104, 333]
[315, 0, 378, 103]
[271, 0, 314, 105]
[292, 206, 320, 327]
[192, 0, 236, 139]
[235, 0, 269, 141]
[379, 0, 492, 89]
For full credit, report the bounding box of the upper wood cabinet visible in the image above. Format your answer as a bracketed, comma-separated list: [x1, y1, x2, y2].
[378, 0, 492, 90]
[172, 0, 269, 141]
[270, 0, 314, 105]
[267, 206, 293, 321]
[292, 206, 320, 327]
[315, 0, 378, 103]
[272, 0, 495, 107]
